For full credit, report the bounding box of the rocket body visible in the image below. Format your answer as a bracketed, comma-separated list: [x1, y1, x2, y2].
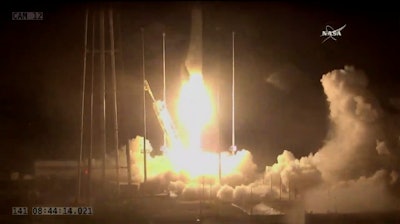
[184, 6, 203, 77]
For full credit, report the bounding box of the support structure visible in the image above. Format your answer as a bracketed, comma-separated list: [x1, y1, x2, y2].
[77, 9, 89, 203]
[270, 172, 272, 196]
[141, 27, 147, 183]
[279, 175, 282, 200]
[109, 8, 120, 194]
[217, 84, 222, 183]
[126, 139, 132, 185]
[230, 31, 236, 154]
[77, 7, 122, 201]
[99, 9, 107, 188]
[215, 25, 222, 184]
[116, 11, 129, 187]
[162, 32, 167, 149]
[87, 11, 96, 202]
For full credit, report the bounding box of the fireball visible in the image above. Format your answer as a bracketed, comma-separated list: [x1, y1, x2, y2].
[132, 72, 251, 183]
[161, 72, 248, 181]
[177, 72, 214, 150]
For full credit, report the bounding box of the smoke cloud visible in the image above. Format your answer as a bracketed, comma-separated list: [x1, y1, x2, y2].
[113, 66, 399, 214]
[265, 150, 322, 196]
[217, 185, 234, 202]
[304, 66, 399, 212]
[313, 66, 385, 182]
[259, 66, 399, 213]
[304, 169, 398, 213]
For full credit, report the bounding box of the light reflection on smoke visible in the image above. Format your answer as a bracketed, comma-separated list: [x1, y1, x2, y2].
[112, 66, 399, 213]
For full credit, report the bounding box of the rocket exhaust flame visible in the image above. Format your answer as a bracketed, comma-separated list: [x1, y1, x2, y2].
[177, 73, 213, 150]
[169, 5, 246, 179]
[144, 75, 243, 180]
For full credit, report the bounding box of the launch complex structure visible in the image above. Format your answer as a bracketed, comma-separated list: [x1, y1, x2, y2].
[77, 5, 237, 202]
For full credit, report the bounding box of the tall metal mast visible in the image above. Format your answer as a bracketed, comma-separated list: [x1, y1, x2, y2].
[162, 32, 167, 149]
[109, 8, 120, 194]
[88, 11, 96, 202]
[231, 32, 236, 153]
[99, 9, 107, 188]
[77, 9, 89, 203]
[141, 27, 147, 183]
[218, 84, 222, 183]
[116, 9, 131, 187]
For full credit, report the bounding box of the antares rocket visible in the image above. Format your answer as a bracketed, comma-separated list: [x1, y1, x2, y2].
[146, 4, 222, 152]
[184, 5, 221, 152]
[182, 6, 203, 79]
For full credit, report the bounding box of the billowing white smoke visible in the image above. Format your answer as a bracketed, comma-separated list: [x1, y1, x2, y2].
[304, 66, 399, 212]
[304, 169, 398, 213]
[168, 180, 186, 195]
[261, 66, 399, 213]
[115, 66, 399, 213]
[115, 136, 178, 183]
[376, 140, 391, 156]
[217, 185, 234, 202]
[221, 149, 258, 186]
[117, 135, 261, 198]
[264, 150, 322, 199]
[314, 66, 385, 182]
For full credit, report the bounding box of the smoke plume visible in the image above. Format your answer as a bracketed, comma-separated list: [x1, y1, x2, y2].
[114, 66, 399, 214]
[304, 66, 399, 212]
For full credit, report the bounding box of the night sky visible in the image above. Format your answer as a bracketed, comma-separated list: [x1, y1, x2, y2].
[1, 2, 399, 175]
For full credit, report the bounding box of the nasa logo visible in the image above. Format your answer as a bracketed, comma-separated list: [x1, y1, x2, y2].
[321, 24, 346, 43]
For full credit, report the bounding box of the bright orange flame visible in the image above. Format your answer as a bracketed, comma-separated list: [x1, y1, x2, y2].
[177, 72, 213, 150]
[152, 72, 249, 181]
[127, 75, 252, 183]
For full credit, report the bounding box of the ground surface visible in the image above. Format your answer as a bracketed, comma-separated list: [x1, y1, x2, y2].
[3, 195, 400, 224]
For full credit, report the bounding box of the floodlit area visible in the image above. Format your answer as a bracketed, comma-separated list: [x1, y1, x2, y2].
[2, 2, 400, 224]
